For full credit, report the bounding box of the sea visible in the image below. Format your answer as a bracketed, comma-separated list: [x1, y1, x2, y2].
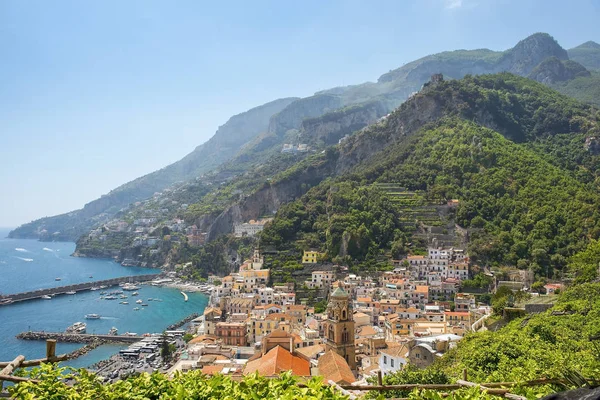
[0, 228, 208, 369]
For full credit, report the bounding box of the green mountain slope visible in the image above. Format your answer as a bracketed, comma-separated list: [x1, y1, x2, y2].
[15, 32, 600, 245]
[259, 74, 600, 277]
[551, 71, 600, 106]
[568, 40, 600, 70]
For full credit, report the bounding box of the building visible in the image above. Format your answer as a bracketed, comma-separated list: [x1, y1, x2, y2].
[233, 219, 272, 237]
[302, 250, 321, 264]
[215, 322, 247, 346]
[379, 344, 409, 375]
[323, 285, 356, 370]
[306, 270, 335, 289]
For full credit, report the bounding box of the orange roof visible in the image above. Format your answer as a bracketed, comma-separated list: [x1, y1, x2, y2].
[188, 335, 218, 344]
[407, 255, 426, 260]
[415, 285, 429, 293]
[356, 297, 372, 303]
[357, 326, 378, 337]
[201, 365, 224, 375]
[318, 350, 355, 385]
[244, 346, 310, 377]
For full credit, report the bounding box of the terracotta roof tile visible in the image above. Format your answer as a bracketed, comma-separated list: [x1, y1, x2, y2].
[244, 346, 310, 376]
[318, 350, 355, 385]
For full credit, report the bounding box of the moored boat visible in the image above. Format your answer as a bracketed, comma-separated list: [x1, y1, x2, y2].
[42, 295, 52, 300]
[85, 314, 101, 319]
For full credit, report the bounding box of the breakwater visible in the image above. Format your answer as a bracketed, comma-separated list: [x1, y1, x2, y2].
[166, 313, 199, 330]
[16, 332, 143, 343]
[0, 274, 160, 304]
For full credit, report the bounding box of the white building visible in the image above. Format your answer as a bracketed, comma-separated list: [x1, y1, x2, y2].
[379, 345, 409, 375]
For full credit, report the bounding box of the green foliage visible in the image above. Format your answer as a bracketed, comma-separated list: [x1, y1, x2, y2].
[568, 239, 600, 283]
[461, 273, 493, 289]
[183, 333, 194, 343]
[261, 181, 408, 262]
[551, 71, 600, 106]
[10, 366, 347, 399]
[366, 364, 450, 399]
[434, 283, 600, 389]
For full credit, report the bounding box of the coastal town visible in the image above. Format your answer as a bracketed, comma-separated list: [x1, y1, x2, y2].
[77, 243, 561, 389]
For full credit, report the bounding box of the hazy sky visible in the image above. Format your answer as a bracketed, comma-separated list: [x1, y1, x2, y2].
[1, 0, 599, 228]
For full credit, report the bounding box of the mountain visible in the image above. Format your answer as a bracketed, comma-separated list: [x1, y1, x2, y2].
[568, 41, 600, 70]
[12, 32, 600, 245]
[258, 74, 600, 277]
[8, 97, 298, 240]
[528, 56, 590, 84]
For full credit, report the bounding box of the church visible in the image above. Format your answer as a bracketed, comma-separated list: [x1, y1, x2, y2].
[322, 283, 357, 370]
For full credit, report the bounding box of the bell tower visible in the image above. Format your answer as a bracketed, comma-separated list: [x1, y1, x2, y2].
[323, 284, 356, 370]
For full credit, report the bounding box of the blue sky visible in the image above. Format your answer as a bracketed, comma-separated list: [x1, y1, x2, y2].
[1, 0, 599, 228]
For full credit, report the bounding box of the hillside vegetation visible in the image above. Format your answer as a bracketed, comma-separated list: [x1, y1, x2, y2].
[260, 74, 600, 277]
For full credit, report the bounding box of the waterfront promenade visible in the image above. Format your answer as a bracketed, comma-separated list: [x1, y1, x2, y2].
[0, 274, 160, 304]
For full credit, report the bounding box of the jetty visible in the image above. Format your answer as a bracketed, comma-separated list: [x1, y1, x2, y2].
[16, 331, 143, 343]
[0, 274, 160, 305]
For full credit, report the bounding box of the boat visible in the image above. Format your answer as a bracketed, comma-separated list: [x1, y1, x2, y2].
[99, 285, 107, 289]
[55, 278, 61, 281]
[133, 307, 140, 311]
[100, 291, 107, 295]
[66, 322, 86, 334]
[147, 298, 153, 301]
[90, 287, 100, 291]
[120, 301, 129, 305]
[120, 295, 128, 299]
[104, 295, 117, 300]
[131, 292, 139, 296]
[141, 303, 149, 307]
[108, 327, 118, 335]
[136, 299, 143, 304]
[66, 291, 76, 295]
[42, 295, 52, 300]
[89, 275, 93, 279]
[122, 284, 140, 291]
[0, 298, 14, 305]
[85, 314, 101, 319]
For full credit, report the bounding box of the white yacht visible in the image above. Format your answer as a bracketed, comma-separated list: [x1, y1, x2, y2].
[66, 322, 86, 334]
[65, 291, 76, 295]
[136, 299, 143, 304]
[85, 314, 101, 320]
[41, 295, 52, 300]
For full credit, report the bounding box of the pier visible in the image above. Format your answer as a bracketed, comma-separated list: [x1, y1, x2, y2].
[16, 331, 144, 343]
[0, 274, 160, 305]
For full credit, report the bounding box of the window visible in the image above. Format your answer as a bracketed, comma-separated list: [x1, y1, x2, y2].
[383, 355, 387, 364]
[391, 359, 395, 368]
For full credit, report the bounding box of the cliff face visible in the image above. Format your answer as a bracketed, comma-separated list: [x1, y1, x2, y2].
[300, 101, 388, 145]
[528, 57, 591, 84]
[497, 32, 568, 75]
[267, 95, 343, 136]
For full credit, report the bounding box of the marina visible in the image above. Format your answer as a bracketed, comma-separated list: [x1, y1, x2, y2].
[0, 235, 208, 369]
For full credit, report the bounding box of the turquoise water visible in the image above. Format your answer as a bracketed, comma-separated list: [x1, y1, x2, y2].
[0, 229, 208, 368]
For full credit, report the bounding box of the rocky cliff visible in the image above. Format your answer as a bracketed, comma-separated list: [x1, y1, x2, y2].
[267, 94, 343, 136]
[528, 57, 590, 84]
[300, 101, 388, 146]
